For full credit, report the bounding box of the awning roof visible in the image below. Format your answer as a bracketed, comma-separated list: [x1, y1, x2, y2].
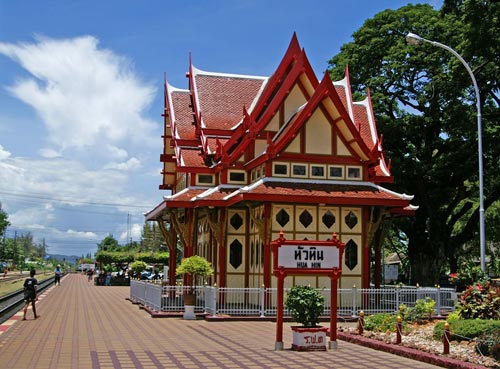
[145, 178, 416, 221]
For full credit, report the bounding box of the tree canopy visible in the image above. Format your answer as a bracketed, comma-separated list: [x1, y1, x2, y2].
[328, 0, 500, 284]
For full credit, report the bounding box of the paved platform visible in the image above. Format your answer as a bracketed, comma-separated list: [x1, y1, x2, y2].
[0, 274, 444, 369]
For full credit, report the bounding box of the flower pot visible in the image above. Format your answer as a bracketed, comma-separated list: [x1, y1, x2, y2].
[291, 326, 328, 351]
[183, 293, 196, 320]
[184, 293, 196, 306]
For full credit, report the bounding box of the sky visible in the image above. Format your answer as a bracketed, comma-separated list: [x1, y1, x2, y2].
[0, 0, 443, 257]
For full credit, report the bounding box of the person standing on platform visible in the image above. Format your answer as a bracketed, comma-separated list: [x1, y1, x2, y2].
[22, 269, 40, 320]
[54, 264, 62, 286]
[87, 268, 93, 283]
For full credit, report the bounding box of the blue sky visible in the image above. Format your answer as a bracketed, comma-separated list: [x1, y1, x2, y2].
[0, 0, 442, 257]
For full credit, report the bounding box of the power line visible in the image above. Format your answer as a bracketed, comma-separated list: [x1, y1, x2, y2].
[0, 189, 155, 209]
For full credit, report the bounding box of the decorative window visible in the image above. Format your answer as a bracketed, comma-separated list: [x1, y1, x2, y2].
[345, 211, 358, 229]
[310, 165, 326, 178]
[197, 174, 214, 185]
[346, 166, 362, 180]
[273, 162, 288, 177]
[230, 213, 243, 230]
[322, 210, 336, 229]
[275, 208, 290, 227]
[328, 165, 344, 179]
[251, 170, 255, 182]
[345, 239, 358, 270]
[229, 239, 243, 269]
[250, 240, 255, 268]
[292, 163, 307, 177]
[255, 240, 259, 267]
[299, 209, 313, 228]
[228, 170, 246, 184]
[261, 242, 265, 266]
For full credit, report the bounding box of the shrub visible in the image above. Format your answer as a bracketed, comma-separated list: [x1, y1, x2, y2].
[285, 285, 324, 327]
[175, 256, 214, 293]
[475, 327, 500, 358]
[433, 319, 500, 341]
[130, 260, 147, 275]
[406, 297, 435, 323]
[456, 281, 500, 320]
[364, 313, 409, 333]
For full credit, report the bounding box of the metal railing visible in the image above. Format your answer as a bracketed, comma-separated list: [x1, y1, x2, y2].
[129, 281, 457, 317]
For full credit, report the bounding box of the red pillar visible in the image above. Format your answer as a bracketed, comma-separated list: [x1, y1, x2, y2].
[275, 273, 285, 350]
[330, 273, 338, 349]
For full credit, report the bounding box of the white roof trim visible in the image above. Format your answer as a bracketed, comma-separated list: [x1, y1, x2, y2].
[332, 76, 353, 121]
[193, 184, 242, 201]
[191, 65, 268, 80]
[354, 98, 377, 145]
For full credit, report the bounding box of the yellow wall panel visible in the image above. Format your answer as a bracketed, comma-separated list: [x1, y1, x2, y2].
[284, 84, 307, 122]
[305, 109, 332, 155]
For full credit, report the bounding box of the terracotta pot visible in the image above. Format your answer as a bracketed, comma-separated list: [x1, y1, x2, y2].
[291, 326, 328, 351]
[184, 292, 196, 306]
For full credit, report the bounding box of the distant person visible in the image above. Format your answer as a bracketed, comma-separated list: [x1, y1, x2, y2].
[87, 268, 93, 283]
[54, 264, 62, 286]
[23, 269, 40, 320]
[3, 266, 7, 279]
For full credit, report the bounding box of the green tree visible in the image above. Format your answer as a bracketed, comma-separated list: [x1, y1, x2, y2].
[0, 203, 10, 238]
[97, 235, 120, 252]
[328, 2, 500, 285]
[141, 221, 163, 252]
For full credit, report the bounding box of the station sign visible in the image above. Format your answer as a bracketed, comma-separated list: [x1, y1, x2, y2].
[277, 245, 340, 269]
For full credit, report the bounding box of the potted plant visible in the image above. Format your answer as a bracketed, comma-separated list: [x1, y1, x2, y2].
[175, 255, 214, 319]
[285, 285, 327, 351]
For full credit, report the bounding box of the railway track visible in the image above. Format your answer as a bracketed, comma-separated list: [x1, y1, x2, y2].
[0, 278, 54, 324]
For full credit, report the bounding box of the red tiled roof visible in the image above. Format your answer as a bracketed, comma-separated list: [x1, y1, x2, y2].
[352, 103, 375, 150]
[171, 90, 198, 141]
[227, 180, 412, 207]
[179, 148, 205, 167]
[194, 73, 266, 130]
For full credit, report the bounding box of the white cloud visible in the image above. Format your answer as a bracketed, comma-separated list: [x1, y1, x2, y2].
[119, 223, 142, 243]
[0, 35, 158, 156]
[0, 144, 11, 160]
[38, 147, 62, 158]
[104, 157, 141, 171]
[66, 229, 97, 238]
[0, 35, 163, 256]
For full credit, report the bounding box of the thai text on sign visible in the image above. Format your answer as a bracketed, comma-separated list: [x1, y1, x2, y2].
[277, 245, 340, 269]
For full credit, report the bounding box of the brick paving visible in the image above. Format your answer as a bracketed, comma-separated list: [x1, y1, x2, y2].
[0, 274, 444, 369]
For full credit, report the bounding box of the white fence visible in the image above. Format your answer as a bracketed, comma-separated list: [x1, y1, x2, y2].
[129, 281, 457, 317]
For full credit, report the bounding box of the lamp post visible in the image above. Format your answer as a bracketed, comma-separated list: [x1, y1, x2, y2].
[405, 32, 486, 273]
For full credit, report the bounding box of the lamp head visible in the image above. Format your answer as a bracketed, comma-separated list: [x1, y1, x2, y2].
[406, 32, 423, 45]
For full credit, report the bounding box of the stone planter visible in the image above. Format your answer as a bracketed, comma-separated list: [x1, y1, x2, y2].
[291, 326, 328, 351]
[183, 293, 196, 320]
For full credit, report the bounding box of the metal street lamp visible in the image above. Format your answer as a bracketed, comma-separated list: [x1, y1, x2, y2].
[405, 32, 486, 273]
